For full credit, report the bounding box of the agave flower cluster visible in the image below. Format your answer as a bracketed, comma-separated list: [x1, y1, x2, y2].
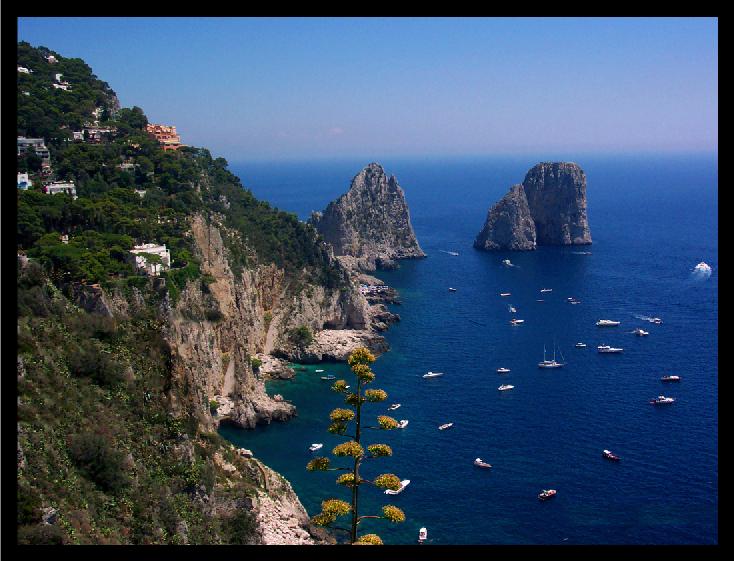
[306, 347, 406, 545]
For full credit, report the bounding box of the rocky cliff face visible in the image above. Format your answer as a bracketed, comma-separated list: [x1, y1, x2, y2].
[310, 163, 425, 271]
[522, 162, 592, 245]
[473, 184, 537, 251]
[474, 162, 591, 252]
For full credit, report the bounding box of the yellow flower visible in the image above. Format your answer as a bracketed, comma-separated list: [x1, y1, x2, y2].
[377, 415, 398, 430]
[312, 513, 336, 526]
[373, 473, 401, 490]
[351, 364, 375, 383]
[348, 347, 375, 366]
[327, 422, 347, 435]
[364, 389, 387, 402]
[367, 444, 392, 457]
[345, 393, 365, 406]
[329, 408, 355, 422]
[354, 534, 383, 545]
[321, 499, 351, 517]
[382, 505, 405, 523]
[306, 457, 330, 471]
[332, 379, 348, 393]
[336, 473, 359, 487]
[332, 441, 364, 458]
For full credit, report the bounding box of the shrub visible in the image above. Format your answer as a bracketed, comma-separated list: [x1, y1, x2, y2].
[288, 325, 313, 349]
[250, 357, 262, 369]
[68, 433, 129, 494]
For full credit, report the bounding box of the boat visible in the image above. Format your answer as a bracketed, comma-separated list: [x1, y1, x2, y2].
[474, 458, 492, 468]
[418, 527, 428, 543]
[540, 288, 553, 293]
[538, 489, 557, 501]
[510, 318, 525, 325]
[500, 292, 511, 297]
[448, 251, 459, 256]
[633, 328, 649, 336]
[575, 342, 587, 348]
[661, 375, 681, 382]
[508, 305, 517, 313]
[650, 395, 675, 405]
[315, 369, 324, 373]
[438, 422, 454, 430]
[398, 419, 409, 429]
[423, 371, 444, 378]
[693, 262, 712, 274]
[570, 300, 581, 305]
[597, 345, 623, 353]
[567, 297, 574, 302]
[538, 343, 565, 368]
[602, 449, 621, 461]
[309, 443, 323, 452]
[448, 287, 457, 292]
[502, 259, 512, 267]
[498, 384, 514, 391]
[496, 367, 511, 373]
[649, 317, 663, 324]
[596, 319, 621, 327]
[536, 299, 544, 302]
[321, 375, 337, 380]
[388, 403, 401, 411]
[385, 479, 410, 495]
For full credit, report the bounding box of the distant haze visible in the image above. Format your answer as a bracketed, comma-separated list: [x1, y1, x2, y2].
[18, 17, 718, 161]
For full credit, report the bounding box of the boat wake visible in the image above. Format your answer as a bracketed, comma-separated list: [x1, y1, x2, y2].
[571, 251, 592, 255]
[439, 250, 460, 256]
[691, 261, 712, 280]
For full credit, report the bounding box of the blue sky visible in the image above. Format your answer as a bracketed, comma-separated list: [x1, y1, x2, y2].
[18, 17, 717, 162]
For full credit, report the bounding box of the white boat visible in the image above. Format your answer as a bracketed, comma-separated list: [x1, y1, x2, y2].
[385, 479, 410, 495]
[633, 328, 649, 336]
[498, 384, 514, 391]
[570, 300, 581, 305]
[418, 527, 428, 543]
[575, 342, 587, 348]
[693, 262, 712, 274]
[448, 287, 457, 292]
[502, 259, 512, 267]
[650, 395, 675, 405]
[448, 251, 459, 256]
[321, 375, 337, 380]
[309, 443, 323, 452]
[398, 419, 409, 429]
[438, 422, 454, 430]
[661, 375, 681, 382]
[567, 297, 574, 302]
[474, 458, 492, 468]
[423, 371, 444, 378]
[649, 317, 663, 324]
[510, 318, 525, 325]
[500, 292, 511, 297]
[388, 403, 401, 411]
[540, 288, 553, 293]
[538, 343, 565, 368]
[597, 345, 623, 353]
[596, 319, 621, 327]
[315, 369, 324, 373]
[497, 367, 511, 373]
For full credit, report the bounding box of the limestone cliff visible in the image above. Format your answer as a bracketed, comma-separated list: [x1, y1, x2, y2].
[474, 162, 591, 252]
[310, 163, 425, 271]
[473, 184, 537, 251]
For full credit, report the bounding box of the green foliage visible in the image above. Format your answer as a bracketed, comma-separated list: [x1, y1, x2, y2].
[288, 325, 313, 349]
[68, 432, 130, 494]
[250, 357, 262, 369]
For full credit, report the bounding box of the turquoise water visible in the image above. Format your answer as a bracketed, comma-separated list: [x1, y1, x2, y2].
[220, 155, 717, 544]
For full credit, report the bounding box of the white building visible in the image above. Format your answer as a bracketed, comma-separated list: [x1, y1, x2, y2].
[17, 137, 51, 168]
[17, 66, 31, 74]
[55, 73, 63, 82]
[46, 55, 58, 64]
[130, 243, 171, 277]
[52, 83, 71, 91]
[17, 173, 30, 190]
[44, 182, 77, 199]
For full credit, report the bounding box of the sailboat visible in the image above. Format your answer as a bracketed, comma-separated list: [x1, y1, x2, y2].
[538, 342, 565, 368]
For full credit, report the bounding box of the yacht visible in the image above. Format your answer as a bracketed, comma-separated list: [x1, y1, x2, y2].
[538, 343, 565, 368]
[315, 369, 324, 373]
[575, 342, 587, 348]
[497, 367, 511, 373]
[438, 422, 454, 430]
[398, 419, 409, 429]
[418, 527, 428, 543]
[602, 449, 621, 461]
[385, 479, 411, 495]
[538, 489, 557, 501]
[448, 287, 457, 292]
[510, 318, 525, 325]
[423, 371, 444, 378]
[661, 375, 681, 382]
[474, 458, 492, 468]
[321, 375, 337, 380]
[633, 328, 649, 336]
[498, 384, 514, 391]
[650, 395, 675, 405]
[540, 288, 553, 293]
[500, 292, 512, 297]
[309, 443, 323, 452]
[388, 403, 401, 411]
[596, 319, 621, 327]
[597, 345, 624, 353]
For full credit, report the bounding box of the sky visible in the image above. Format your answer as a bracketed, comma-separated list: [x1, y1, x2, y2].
[17, 17, 718, 163]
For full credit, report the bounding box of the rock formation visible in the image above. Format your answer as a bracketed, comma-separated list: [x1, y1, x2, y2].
[474, 162, 591, 251]
[473, 184, 536, 251]
[310, 163, 425, 271]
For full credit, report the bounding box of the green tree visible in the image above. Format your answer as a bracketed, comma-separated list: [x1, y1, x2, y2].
[306, 347, 405, 545]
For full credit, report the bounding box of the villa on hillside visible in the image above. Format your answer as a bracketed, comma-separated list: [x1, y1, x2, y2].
[146, 123, 184, 151]
[44, 182, 77, 199]
[18, 173, 30, 190]
[129, 243, 171, 276]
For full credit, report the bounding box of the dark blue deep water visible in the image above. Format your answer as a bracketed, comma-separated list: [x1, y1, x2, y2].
[220, 155, 717, 545]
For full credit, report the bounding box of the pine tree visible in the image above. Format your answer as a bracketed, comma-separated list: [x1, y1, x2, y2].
[306, 347, 405, 545]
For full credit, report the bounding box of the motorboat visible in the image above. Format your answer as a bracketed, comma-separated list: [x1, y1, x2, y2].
[423, 371, 444, 378]
[567, 297, 574, 302]
[315, 369, 324, 373]
[570, 300, 581, 305]
[438, 422, 454, 430]
[602, 449, 621, 461]
[510, 319, 525, 325]
[321, 375, 337, 380]
[633, 328, 649, 336]
[388, 403, 401, 411]
[502, 259, 512, 266]
[596, 319, 621, 327]
[649, 317, 663, 324]
[650, 395, 675, 405]
[497, 367, 511, 373]
[418, 527, 428, 543]
[538, 489, 557, 501]
[474, 458, 492, 468]
[500, 292, 511, 297]
[398, 420, 409, 429]
[309, 443, 323, 452]
[498, 384, 514, 391]
[448, 287, 457, 292]
[538, 343, 565, 368]
[661, 375, 681, 382]
[597, 345, 623, 353]
[693, 262, 712, 274]
[448, 251, 459, 256]
[540, 288, 553, 293]
[575, 342, 587, 348]
[385, 479, 411, 495]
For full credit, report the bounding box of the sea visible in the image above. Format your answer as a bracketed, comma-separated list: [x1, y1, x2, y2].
[220, 154, 718, 545]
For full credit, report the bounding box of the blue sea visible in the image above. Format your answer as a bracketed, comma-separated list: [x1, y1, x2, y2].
[220, 154, 718, 545]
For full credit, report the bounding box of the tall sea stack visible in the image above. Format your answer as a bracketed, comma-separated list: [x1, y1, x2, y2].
[310, 163, 425, 271]
[474, 162, 591, 251]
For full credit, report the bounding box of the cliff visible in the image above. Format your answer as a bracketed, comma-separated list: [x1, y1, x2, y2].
[310, 163, 425, 271]
[474, 162, 591, 252]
